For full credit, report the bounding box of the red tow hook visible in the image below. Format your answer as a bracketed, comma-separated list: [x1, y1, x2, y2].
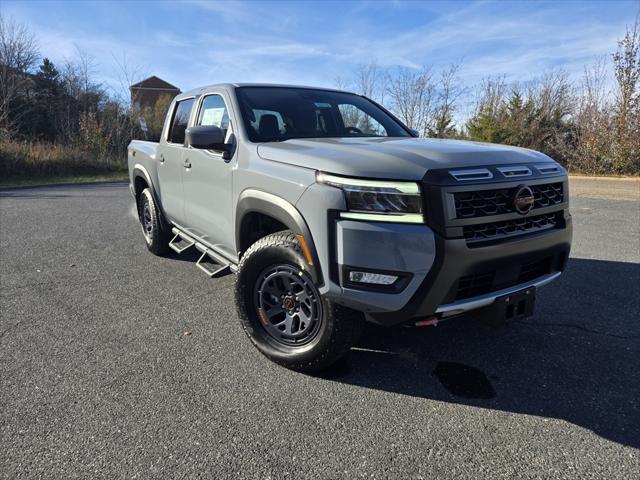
[415, 316, 439, 327]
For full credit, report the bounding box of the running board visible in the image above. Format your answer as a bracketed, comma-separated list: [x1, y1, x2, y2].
[196, 249, 230, 277]
[169, 233, 195, 254]
[170, 227, 236, 278]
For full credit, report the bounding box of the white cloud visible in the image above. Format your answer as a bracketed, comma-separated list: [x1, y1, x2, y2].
[2, 0, 632, 101]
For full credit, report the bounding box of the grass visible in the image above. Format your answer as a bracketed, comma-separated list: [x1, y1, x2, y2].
[1, 139, 128, 188]
[0, 171, 129, 188]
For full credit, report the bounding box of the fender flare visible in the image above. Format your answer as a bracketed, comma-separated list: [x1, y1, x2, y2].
[236, 189, 323, 285]
[132, 164, 153, 197]
[132, 164, 170, 232]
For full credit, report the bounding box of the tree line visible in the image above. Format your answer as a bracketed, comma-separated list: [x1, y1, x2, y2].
[336, 20, 638, 175]
[0, 13, 638, 179]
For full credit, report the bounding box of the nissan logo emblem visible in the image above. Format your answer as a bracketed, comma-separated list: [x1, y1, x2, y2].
[513, 185, 535, 215]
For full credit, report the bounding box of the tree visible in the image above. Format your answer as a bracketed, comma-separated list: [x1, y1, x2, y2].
[354, 62, 383, 102]
[611, 17, 640, 173]
[465, 77, 508, 143]
[466, 72, 575, 166]
[385, 67, 434, 135]
[428, 64, 463, 138]
[31, 58, 63, 140]
[571, 58, 613, 173]
[0, 14, 39, 138]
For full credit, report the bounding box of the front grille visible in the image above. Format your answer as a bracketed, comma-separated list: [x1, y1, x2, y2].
[454, 183, 563, 219]
[463, 212, 561, 243]
[533, 183, 563, 208]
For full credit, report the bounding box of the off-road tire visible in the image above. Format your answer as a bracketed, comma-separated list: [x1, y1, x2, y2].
[235, 230, 364, 372]
[138, 188, 171, 256]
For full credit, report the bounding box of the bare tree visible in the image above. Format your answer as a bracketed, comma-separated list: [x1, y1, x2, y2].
[111, 52, 149, 108]
[611, 16, 640, 172]
[354, 62, 383, 102]
[110, 52, 153, 153]
[472, 76, 508, 118]
[385, 66, 434, 134]
[61, 47, 103, 111]
[333, 75, 352, 93]
[0, 14, 39, 137]
[571, 58, 613, 173]
[57, 48, 106, 144]
[429, 64, 464, 138]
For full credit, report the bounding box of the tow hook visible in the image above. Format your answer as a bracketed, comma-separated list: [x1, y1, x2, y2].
[415, 316, 439, 327]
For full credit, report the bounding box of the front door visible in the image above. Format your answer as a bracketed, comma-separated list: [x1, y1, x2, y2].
[182, 93, 235, 258]
[156, 97, 195, 224]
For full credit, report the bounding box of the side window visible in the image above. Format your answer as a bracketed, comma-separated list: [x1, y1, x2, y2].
[338, 103, 387, 136]
[197, 95, 230, 139]
[168, 98, 195, 144]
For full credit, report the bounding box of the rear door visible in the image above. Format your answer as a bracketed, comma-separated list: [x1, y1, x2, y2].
[181, 92, 235, 256]
[156, 97, 195, 224]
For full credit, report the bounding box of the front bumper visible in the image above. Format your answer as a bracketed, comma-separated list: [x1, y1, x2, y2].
[435, 271, 560, 317]
[329, 215, 572, 326]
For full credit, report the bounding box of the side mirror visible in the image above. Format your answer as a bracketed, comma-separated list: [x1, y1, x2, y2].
[186, 125, 226, 150]
[409, 129, 420, 138]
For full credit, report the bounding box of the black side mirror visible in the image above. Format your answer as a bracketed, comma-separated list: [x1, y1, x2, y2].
[186, 125, 226, 150]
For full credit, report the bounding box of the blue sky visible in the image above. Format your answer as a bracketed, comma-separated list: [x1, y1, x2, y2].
[1, 0, 636, 102]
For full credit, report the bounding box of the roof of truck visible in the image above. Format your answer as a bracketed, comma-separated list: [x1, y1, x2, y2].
[178, 83, 355, 98]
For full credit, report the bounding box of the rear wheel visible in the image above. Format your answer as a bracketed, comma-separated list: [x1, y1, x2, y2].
[137, 188, 171, 256]
[235, 231, 363, 372]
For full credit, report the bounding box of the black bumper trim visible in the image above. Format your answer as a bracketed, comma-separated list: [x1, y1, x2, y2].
[367, 215, 572, 325]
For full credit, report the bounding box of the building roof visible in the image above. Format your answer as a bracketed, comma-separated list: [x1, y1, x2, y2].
[130, 76, 180, 92]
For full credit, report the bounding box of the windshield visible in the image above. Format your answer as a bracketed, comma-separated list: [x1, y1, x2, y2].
[235, 86, 411, 142]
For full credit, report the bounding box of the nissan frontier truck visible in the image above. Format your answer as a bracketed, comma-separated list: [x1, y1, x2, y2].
[128, 84, 572, 371]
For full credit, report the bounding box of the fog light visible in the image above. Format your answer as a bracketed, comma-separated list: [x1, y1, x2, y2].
[348, 271, 398, 285]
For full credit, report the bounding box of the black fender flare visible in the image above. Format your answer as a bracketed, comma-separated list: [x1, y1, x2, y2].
[236, 189, 323, 286]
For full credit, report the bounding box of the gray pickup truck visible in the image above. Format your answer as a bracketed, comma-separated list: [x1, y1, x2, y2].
[128, 83, 572, 371]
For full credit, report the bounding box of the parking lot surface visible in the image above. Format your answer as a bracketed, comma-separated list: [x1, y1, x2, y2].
[1, 179, 638, 479]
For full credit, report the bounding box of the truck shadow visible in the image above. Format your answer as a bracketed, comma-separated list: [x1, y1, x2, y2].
[322, 257, 640, 449]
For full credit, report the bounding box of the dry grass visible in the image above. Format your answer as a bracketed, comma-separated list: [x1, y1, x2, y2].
[0, 140, 126, 180]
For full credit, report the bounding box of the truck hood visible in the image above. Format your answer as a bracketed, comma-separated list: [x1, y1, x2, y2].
[257, 137, 552, 180]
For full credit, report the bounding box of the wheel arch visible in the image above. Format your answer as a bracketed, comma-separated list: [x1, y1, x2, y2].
[236, 189, 323, 286]
[132, 164, 170, 232]
[132, 164, 154, 200]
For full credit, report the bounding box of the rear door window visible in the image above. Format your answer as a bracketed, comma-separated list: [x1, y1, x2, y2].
[168, 98, 195, 144]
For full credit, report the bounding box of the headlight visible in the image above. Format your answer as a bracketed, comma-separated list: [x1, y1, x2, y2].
[316, 172, 424, 224]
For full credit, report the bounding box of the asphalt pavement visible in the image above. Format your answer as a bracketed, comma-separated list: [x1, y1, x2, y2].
[1, 180, 639, 479]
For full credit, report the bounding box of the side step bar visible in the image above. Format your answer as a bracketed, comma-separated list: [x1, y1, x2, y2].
[170, 227, 237, 277]
[196, 249, 230, 277]
[169, 233, 195, 254]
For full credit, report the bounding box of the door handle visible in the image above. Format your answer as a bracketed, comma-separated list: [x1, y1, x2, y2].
[159, 154, 165, 163]
[183, 158, 192, 169]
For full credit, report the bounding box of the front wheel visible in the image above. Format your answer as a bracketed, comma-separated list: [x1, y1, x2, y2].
[235, 231, 363, 372]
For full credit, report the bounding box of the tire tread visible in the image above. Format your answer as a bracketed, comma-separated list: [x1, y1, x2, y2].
[235, 230, 363, 372]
